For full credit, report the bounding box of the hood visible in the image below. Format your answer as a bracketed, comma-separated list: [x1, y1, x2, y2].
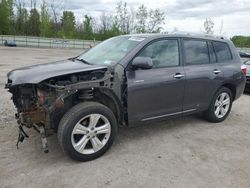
[7, 59, 107, 86]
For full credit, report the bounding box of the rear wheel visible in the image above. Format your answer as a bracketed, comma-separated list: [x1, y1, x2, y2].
[58, 102, 117, 161]
[204, 87, 232, 123]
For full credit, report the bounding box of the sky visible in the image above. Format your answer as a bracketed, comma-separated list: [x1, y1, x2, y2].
[43, 0, 250, 37]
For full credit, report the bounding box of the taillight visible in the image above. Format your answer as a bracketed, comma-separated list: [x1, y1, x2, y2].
[37, 89, 46, 104]
[241, 64, 247, 76]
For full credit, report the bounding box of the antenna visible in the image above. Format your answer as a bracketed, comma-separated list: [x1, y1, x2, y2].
[219, 20, 224, 35]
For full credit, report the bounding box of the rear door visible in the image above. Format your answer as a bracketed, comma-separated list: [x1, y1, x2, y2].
[182, 39, 223, 112]
[126, 38, 185, 124]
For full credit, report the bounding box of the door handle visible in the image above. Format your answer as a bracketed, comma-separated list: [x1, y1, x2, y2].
[174, 73, 184, 79]
[213, 69, 221, 74]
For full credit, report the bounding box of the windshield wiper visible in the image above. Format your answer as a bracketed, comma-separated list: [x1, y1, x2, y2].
[75, 58, 92, 65]
[68, 56, 77, 61]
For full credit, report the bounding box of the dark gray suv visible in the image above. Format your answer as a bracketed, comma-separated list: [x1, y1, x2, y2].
[6, 34, 246, 161]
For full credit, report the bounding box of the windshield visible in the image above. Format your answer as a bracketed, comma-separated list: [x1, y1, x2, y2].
[78, 36, 145, 65]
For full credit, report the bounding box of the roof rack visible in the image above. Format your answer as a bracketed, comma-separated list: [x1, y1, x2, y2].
[171, 31, 226, 39]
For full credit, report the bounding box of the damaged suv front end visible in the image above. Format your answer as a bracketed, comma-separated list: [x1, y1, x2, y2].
[6, 35, 143, 155]
[6, 61, 116, 152]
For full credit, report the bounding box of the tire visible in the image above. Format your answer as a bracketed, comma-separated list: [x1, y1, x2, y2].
[204, 87, 233, 123]
[57, 102, 117, 161]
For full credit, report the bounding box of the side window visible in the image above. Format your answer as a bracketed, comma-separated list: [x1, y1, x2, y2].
[138, 39, 179, 68]
[208, 41, 216, 63]
[184, 40, 209, 65]
[213, 41, 232, 62]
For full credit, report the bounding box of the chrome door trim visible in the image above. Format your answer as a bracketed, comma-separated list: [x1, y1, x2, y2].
[134, 80, 145, 83]
[141, 109, 196, 121]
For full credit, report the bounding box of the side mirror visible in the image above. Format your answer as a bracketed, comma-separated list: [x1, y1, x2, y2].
[132, 57, 153, 70]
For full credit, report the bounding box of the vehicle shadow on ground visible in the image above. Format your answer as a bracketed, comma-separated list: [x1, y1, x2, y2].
[243, 92, 250, 96]
[116, 114, 209, 142]
[38, 114, 211, 164]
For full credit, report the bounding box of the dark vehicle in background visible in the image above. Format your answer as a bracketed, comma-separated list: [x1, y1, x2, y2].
[4, 40, 17, 47]
[6, 34, 246, 161]
[243, 59, 250, 92]
[239, 51, 250, 58]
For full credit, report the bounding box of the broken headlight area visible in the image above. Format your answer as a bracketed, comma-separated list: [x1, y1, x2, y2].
[8, 83, 74, 152]
[9, 84, 53, 128]
[6, 84, 52, 152]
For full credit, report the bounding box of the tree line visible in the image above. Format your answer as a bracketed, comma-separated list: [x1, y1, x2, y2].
[0, 0, 165, 41]
[231, 36, 250, 48]
[1, 0, 249, 47]
[203, 19, 250, 48]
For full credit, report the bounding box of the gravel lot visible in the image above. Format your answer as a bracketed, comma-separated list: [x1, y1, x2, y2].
[0, 46, 250, 188]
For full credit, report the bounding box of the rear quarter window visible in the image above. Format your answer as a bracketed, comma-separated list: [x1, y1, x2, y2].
[213, 41, 232, 62]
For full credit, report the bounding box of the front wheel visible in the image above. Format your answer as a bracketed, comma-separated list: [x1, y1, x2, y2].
[57, 102, 117, 161]
[204, 87, 232, 123]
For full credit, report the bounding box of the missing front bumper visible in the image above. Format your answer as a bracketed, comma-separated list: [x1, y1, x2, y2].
[16, 124, 50, 153]
[16, 107, 49, 128]
[16, 108, 51, 153]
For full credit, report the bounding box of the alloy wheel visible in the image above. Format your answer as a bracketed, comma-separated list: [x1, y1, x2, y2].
[214, 92, 231, 119]
[71, 114, 111, 154]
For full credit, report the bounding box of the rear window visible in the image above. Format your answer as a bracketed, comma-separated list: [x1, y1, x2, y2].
[213, 41, 232, 62]
[184, 40, 209, 65]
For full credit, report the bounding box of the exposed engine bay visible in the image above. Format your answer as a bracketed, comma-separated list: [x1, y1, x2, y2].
[6, 67, 125, 152]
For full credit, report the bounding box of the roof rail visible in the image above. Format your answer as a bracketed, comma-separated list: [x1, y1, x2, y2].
[171, 31, 226, 39]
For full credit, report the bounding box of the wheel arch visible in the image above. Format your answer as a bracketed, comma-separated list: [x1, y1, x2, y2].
[54, 87, 124, 130]
[221, 83, 236, 101]
[92, 88, 124, 125]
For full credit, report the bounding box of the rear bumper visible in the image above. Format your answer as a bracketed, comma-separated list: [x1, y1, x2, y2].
[234, 75, 246, 100]
[245, 76, 250, 92]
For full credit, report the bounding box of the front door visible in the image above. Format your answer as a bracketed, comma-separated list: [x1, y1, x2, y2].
[126, 39, 185, 125]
